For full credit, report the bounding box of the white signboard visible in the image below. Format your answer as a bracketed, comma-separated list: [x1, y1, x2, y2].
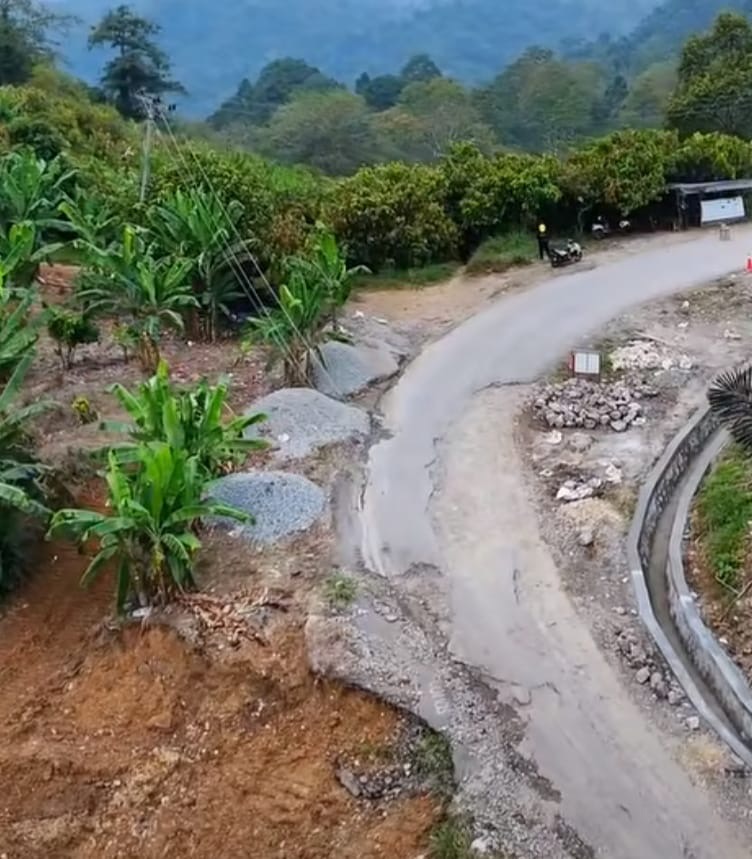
[572, 350, 600, 377]
[701, 196, 745, 225]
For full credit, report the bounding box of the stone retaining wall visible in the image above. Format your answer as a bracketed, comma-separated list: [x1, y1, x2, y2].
[633, 408, 718, 570]
[667, 430, 752, 746]
[627, 408, 752, 766]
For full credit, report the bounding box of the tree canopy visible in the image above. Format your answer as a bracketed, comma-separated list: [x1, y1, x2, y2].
[210, 58, 340, 129]
[668, 12, 752, 138]
[0, 0, 72, 86]
[89, 4, 184, 119]
[252, 90, 379, 176]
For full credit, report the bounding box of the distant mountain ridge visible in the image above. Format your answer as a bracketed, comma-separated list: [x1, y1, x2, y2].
[54, 0, 661, 115]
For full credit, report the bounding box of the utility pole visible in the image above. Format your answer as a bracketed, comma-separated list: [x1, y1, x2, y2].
[139, 93, 156, 205]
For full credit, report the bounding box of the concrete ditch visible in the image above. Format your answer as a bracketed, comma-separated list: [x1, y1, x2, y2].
[627, 407, 752, 767]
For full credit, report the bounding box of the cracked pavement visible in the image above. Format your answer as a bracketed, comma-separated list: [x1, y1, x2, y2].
[358, 231, 752, 857]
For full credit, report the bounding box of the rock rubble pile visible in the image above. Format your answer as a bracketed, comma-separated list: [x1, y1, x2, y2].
[533, 378, 658, 432]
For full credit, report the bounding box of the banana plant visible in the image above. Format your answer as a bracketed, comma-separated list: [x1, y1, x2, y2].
[0, 351, 51, 594]
[147, 188, 250, 342]
[295, 224, 368, 328]
[102, 360, 268, 477]
[244, 264, 329, 386]
[48, 442, 250, 611]
[57, 192, 121, 256]
[0, 269, 41, 379]
[0, 150, 75, 230]
[0, 220, 64, 294]
[76, 226, 198, 372]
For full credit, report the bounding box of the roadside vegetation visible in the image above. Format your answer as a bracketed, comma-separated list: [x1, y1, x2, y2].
[466, 231, 537, 276]
[0, 2, 749, 611]
[695, 449, 752, 593]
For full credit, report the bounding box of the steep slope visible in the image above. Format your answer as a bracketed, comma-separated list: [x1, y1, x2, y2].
[54, 0, 660, 115]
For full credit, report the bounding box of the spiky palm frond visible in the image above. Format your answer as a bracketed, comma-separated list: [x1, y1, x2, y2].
[708, 366, 752, 450]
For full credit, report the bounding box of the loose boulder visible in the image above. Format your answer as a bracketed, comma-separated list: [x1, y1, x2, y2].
[313, 340, 399, 398]
[245, 388, 370, 460]
[209, 470, 326, 544]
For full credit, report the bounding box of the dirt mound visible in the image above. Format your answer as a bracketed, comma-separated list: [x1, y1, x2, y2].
[0, 600, 440, 858]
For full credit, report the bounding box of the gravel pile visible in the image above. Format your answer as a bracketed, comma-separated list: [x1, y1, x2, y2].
[533, 378, 658, 432]
[245, 388, 370, 460]
[313, 340, 399, 399]
[208, 470, 326, 544]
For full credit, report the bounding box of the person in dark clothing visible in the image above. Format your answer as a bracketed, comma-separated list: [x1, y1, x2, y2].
[537, 222, 550, 260]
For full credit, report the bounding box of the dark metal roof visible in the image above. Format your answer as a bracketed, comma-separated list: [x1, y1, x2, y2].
[667, 179, 752, 195]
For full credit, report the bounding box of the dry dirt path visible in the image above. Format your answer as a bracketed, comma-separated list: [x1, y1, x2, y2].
[359, 228, 752, 858]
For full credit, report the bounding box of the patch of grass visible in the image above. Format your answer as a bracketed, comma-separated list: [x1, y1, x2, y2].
[466, 230, 537, 276]
[696, 448, 752, 593]
[611, 486, 638, 520]
[430, 817, 474, 859]
[415, 730, 455, 796]
[355, 739, 395, 764]
[323, 571, 358, 609]
[352, 262, 460, 290]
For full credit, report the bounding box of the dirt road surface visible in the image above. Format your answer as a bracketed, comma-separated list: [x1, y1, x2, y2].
[360, 229, 752, 858]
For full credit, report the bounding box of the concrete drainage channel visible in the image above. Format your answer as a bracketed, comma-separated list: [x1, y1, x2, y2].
[627, 407, 752, 767]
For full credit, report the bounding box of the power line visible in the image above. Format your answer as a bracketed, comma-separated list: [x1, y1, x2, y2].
[151, 105, 345, 395]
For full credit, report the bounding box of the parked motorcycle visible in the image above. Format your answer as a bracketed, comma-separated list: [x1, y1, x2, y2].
[591, 216, 631, 240]
[550, 239, 583, 268]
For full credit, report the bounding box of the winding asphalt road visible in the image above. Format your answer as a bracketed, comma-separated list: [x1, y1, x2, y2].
[360, 229, 752, 858]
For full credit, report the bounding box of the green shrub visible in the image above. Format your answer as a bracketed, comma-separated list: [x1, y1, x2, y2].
[323, 571, 358, 609]
[671, 132, 752, 183]
[150, 146, 324, 268]
[465, 230, 537, 275]
[562, 129, 676, 217]
[7, 117, 66, 160]
[329, 161, 458, 270]
[440, 143, 561, 254]
[46, 306, 99, 369]
[696, 448, 752, 592]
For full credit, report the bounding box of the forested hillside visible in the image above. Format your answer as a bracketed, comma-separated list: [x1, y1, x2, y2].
[54, 0, 660, 114]
[567, 0, 752, 73]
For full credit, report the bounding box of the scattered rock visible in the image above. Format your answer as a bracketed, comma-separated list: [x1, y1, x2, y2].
[723, 329, 742, 340]
[336, 767, 362, 798]
[544, 430, 563, 445]
[577, 528, 595, 548]
[470, 836, 493, 855]
[686, 716, 701, 731]
[568, 432, 592, 452]
[610, 420, 627, 433]
[635, 667, 651, 685]
[603, 463, 623, 485]
[668, 689, 684, 706]
[209, 471, 326, 544]
[556, 480, 594, 502]
[610, 339, 693, 372]
[650, 672, 667, 699]
[245, 388, 370, 460]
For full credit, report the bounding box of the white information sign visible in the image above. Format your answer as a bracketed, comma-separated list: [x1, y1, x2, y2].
[701, 196, 745, 225]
